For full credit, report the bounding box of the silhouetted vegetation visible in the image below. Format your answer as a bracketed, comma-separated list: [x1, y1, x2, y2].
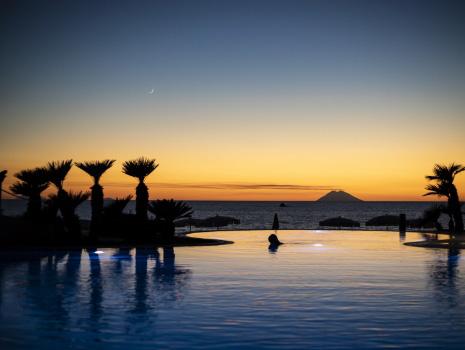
[103, 195, 132, 217]
[75, 160, 115, 240]
[47, 160, 73, 195]
[424, 163, 464, 235]
[101, 195, 137, 240]
[0, 170, 7, 215]
[122, 157, 158, 222]
[420, 204, 445, 231]
[149, 199, 193, 239]
[56, 191, 90, 240]
[6, 158, 462, 246]
[10, 167, 49, 219]
[0, 158, 229, 247]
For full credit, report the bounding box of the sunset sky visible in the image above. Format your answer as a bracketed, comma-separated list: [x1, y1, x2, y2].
[1, 0, 464, 201]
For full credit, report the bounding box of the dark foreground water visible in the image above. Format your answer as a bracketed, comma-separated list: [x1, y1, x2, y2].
[2, 200, 445, 230]
[0, 230, 464, 349]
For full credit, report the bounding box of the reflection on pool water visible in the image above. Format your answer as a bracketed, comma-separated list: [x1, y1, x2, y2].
[0, 230, 464, 349]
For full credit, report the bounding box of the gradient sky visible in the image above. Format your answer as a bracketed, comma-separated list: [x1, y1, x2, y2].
[1, 0, 465, 200]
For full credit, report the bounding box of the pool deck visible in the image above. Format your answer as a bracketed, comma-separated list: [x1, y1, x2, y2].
[0, 236, 234, 251]
[404, 237, 465, 249]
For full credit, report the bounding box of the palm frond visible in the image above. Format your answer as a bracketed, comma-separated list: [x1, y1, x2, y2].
[423, 183, 449, 197]
[449, 162, 465, 178]
[0, 170, 7, 183]
[104, 195, 133, 216]
[148, 199, 193, 222]
[14, 167, 49, 187]
[61, 190, 90, 210]
[10, 181, 48, 196]
[75, 159, 115, 182]
[122, 157, 158, 181]
[46, 160, 73, 189]
[425, 163, 465, 183]
[10, 167, 49, 197]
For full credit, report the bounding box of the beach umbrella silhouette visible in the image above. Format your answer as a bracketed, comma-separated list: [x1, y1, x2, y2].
[366, 215, 400, 227]
[202, 215, 240, 229]
[319, 216, 360, 228]
[272, 213, 280, 230]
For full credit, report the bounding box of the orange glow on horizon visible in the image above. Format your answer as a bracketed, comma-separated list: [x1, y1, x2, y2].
[2, 160, 464, 201]
[1, 101, 464, 201]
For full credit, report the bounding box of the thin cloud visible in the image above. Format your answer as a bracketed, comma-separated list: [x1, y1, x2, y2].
[67, 181, 340, 191]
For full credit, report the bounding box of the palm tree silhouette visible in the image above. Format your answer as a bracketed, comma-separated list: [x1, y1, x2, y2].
[75, 160, 115, 238]
[0, 170, 6, 215]
[424, 163, 465, 235]
[122, 157, 158, 222]
[46, 160, 73, 198]
[10, 167, 49, 218]
[148, 199, 193, 238]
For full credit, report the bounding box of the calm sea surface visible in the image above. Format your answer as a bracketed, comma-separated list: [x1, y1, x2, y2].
[1, 200, 445, 230]
[0, 230, 464, 349]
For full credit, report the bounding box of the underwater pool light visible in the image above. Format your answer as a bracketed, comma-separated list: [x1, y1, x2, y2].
[94, 250, 105, 254]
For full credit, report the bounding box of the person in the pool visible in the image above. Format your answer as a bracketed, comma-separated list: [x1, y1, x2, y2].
[268, 234, 283, 252]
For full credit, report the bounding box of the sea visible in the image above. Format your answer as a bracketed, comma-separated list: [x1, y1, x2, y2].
[1, 199, 447, 231]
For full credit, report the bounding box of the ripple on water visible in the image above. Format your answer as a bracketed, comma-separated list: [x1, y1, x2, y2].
[0, 230, 464, 349]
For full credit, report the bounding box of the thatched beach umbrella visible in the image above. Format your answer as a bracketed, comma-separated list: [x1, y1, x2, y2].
[175, 215, 240, 229]
[199, 215, 240, 229]
[366, 215, 400, 227]
[319, 217, 360, 228]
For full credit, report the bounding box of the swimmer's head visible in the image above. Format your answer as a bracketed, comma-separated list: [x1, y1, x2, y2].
[268, 233, 282, 245]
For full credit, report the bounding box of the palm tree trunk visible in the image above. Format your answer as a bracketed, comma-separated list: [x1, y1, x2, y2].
[0, 180, 3, 216]
[135, 181, 148, 222]
[56, 188, 80, 240]
[28, 193, 42, 219]
[450, 187, 464, 234]
[161, 220, 175, 240]
[90, 184, 104, 239]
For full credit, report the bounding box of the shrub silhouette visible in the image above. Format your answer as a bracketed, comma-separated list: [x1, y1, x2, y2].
[149, 199, 193, 239]
[49, 190, 90, 240]
[102, 195, 134, 239]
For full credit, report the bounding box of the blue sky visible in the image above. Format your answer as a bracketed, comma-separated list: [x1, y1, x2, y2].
[1, 0, 465, 200]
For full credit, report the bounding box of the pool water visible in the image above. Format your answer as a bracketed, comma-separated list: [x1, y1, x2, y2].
[0, 230, 464, 349]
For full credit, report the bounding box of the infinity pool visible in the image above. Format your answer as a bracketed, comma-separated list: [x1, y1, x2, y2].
[0, 230, 464, 349]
